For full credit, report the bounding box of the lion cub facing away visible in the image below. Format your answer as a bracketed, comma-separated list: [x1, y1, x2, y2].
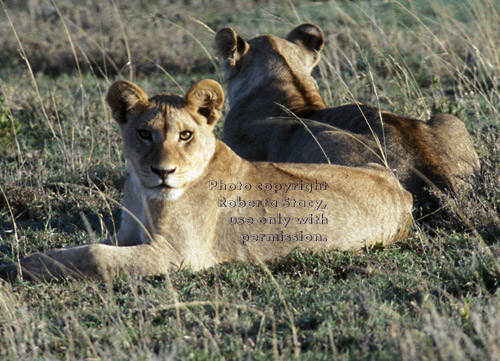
[0, 80, 412, 282]
[216, 24, 480, 206]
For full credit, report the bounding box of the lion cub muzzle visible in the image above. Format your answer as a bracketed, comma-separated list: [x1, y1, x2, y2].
[151, 165, 177, 179]
[150, 165, 177, 187]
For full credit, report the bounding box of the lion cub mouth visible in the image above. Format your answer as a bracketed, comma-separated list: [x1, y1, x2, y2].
[147, 181, 185, 201]
[152, 178, 174, 189]
[144, 178, 175, 190]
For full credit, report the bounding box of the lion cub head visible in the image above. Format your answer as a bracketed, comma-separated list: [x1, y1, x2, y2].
[216, 23, 323, 76]
[106, 79, 224, 200]
[215, 23, 326, 113]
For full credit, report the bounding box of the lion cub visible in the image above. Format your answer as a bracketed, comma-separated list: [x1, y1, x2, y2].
[216, 24, 480, 206]
[0, 80, 412, 282]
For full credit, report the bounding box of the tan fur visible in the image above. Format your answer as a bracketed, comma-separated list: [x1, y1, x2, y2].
[0, 80, 412, 282]
[216, 24, 480, 205]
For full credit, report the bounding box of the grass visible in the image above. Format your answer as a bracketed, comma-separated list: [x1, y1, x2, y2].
[0, 0, 499, 359]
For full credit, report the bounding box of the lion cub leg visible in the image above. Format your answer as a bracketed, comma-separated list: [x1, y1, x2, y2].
[0, 242, 180, 282]
[101, 178, 148, 247]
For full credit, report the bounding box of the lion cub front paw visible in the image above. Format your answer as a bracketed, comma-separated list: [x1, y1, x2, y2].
[0, 253, 70, 282]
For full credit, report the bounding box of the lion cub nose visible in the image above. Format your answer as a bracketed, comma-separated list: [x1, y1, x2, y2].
[151, 165, 176, 179]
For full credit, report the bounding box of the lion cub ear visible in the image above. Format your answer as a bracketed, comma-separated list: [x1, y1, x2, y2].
[185, 79, 225, 127]
[286, 23, 324, 68]
[106, 80, 149, 124]
[215, 27, 249, 66]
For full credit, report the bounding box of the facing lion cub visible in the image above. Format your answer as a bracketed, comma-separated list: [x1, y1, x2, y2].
[0, 79, 412, 282]
[216, 24, 480, 207]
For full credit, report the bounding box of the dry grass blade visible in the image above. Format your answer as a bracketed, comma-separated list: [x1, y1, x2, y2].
[110, 0, 133, 80]
[1, 1, 52, 135]
[0, 185, 21, 279]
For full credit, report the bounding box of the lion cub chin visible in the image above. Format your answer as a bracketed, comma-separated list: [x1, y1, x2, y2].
[0, 79, 412, 282]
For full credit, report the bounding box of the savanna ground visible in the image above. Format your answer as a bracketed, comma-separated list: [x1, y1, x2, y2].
[0, 0, 499, 359]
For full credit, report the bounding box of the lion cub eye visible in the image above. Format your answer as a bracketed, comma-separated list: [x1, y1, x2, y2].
[137, 129, 152, 141]
[179, 130, 193, 141]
